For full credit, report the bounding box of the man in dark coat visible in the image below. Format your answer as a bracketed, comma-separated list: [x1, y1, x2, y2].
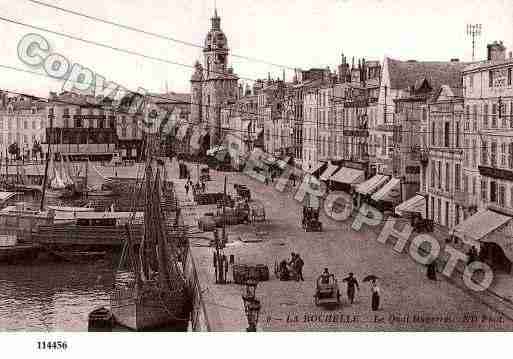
[343, 273, 359, 304]
[295, 254, 305, 281]
[427, 260, 437, 280]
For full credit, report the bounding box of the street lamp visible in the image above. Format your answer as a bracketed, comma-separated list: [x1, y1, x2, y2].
[242, 297, 261, 332]
[241, 277, 260, 331]
[243, 277, 258, 300]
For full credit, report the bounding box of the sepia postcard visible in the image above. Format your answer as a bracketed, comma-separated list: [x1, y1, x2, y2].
[1, 1, 513, 352]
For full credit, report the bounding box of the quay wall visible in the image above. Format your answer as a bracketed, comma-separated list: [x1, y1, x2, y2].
[184, 245, 248, 332]
[184, 247, 211, 331]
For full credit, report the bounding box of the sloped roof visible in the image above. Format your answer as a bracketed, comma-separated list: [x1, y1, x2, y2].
[386, 58, 469, 91]
[151, 92, 191, 104]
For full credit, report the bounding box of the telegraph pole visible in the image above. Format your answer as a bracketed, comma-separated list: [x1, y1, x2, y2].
[466, 24, 482, 61]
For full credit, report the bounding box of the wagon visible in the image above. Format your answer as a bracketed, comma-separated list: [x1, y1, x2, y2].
[314, 274, 341, 307]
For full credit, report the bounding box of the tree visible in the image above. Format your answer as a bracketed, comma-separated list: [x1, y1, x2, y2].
[8, 142, 20, 161]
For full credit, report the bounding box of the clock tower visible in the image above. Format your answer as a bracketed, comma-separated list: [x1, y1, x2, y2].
[190, 8, 238, 148]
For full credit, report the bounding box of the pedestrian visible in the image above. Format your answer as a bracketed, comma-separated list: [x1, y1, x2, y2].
[202, 181, 206, 193]
[343, 273, 359, 304]
[371, 279, 380, 311]
[185, 182, 189, 195]
[427, 260, 437, 281]
[288, 252, 297, 280]
[295, 253, 305, 281]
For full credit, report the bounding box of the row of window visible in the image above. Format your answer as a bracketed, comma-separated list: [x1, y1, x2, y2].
[0, 133, 39, 145]
[0, 118, 44, 131]
[430, 160, 462, 192]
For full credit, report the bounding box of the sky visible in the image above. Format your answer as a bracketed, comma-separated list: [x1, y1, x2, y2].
[0, 0, 512, 98]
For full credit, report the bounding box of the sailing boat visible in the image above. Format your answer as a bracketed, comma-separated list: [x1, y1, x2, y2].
[85, 160, 116, 197]
[44, 155, 68, 199]
[111, 162, 187, 330]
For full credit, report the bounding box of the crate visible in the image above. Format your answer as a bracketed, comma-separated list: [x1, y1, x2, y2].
[232, 263, 269, 284]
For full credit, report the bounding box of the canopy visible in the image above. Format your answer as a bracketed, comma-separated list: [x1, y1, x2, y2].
[320, 162, 339, 181]
[329, 167, 364, 185]
[371, 177, 401, 202]
[206, 146, 226, 156]
[355, 175, 389, 195]
[0, 192, 17, 203]
[305, 161, 325, 175]
[395, 194, 425, 218]
[453, 210, 511, 243]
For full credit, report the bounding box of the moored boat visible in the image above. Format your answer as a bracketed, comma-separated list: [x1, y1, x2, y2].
[111, 137, 187, 331]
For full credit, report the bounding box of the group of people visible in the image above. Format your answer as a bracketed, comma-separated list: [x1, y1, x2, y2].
[184, 178, 206, 197]
[278, 252, 305, 281]
[321, 269, 381, 311]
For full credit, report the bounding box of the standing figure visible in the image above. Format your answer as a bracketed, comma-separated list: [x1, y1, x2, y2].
[202, 181, 206, 193]
[185, 182, 189, 196]
[344, 273, 359, 304]
[427, 260, 437, 281]
[371, 279, 380, 311]
[295, 253, 305, 282]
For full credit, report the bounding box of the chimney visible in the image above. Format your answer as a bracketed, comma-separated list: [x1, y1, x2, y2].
[487, 41, 506, 61]
[509, 51, 512, 59]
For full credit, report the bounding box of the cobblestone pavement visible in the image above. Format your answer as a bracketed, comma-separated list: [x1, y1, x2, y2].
[184, 162, 513, 331]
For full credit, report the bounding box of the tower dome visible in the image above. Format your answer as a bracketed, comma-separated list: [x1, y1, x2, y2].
[204, 9, 228, 51]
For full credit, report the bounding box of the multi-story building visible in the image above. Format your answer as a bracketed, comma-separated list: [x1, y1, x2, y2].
[220, 92, 259, 168]
[453, 41, 513, 273]
[46, 92, 118, 161]
[426, 84, 465, 229]
[0, 92, 46, 161]
[463, 41, 513, 213]
[377, 57, 468, 209]
[189, 9, 239, 149]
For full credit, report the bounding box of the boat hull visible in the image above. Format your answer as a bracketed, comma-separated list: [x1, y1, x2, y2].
[111, 284, 186, 331]
[87, 190, 116, 197]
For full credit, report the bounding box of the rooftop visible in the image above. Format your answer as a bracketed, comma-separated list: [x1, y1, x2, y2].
[386, 57, 469, 91]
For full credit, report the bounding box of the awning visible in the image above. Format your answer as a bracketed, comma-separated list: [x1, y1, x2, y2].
[371, 177, 401, 202]
[0, 192, 17, 202]
[395, 194, 425, 217]
[454, 210, 511, 243]
[262, 156, 277, 165]
[355, 175, 389, 195]
[176, 123, 190, 141]
[329, 167, 364, 185]
[206, 145, 226, 156]
[305, 161, 324, 175]
[320, 162, 339, 181]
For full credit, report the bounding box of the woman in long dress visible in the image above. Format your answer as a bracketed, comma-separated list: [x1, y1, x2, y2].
[371, 279, 380, 311]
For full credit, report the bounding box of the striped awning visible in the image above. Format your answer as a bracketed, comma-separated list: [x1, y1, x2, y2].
[395, 194, 426, 218]
[320, 163, 340, 181]
[371, 177, 401, 202]
[454, 210, 511, 243]
[329, 167, 364, 185]
[355, 175, 389, 195]
[305, 162, 324, 175]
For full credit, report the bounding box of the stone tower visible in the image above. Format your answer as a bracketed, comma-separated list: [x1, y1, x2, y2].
[190, 61, 203, 124]
[190, 8, 238, 148]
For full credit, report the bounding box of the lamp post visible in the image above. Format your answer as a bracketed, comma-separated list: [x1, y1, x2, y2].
[241, 278, 261, 332]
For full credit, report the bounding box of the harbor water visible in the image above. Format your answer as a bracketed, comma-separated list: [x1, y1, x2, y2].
[0, 259, 116, 331]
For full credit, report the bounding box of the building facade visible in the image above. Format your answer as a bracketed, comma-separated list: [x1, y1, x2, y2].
[0, 92, 46, 161]
[463, 41, 513, 214]
[190, 9, 239, 149]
